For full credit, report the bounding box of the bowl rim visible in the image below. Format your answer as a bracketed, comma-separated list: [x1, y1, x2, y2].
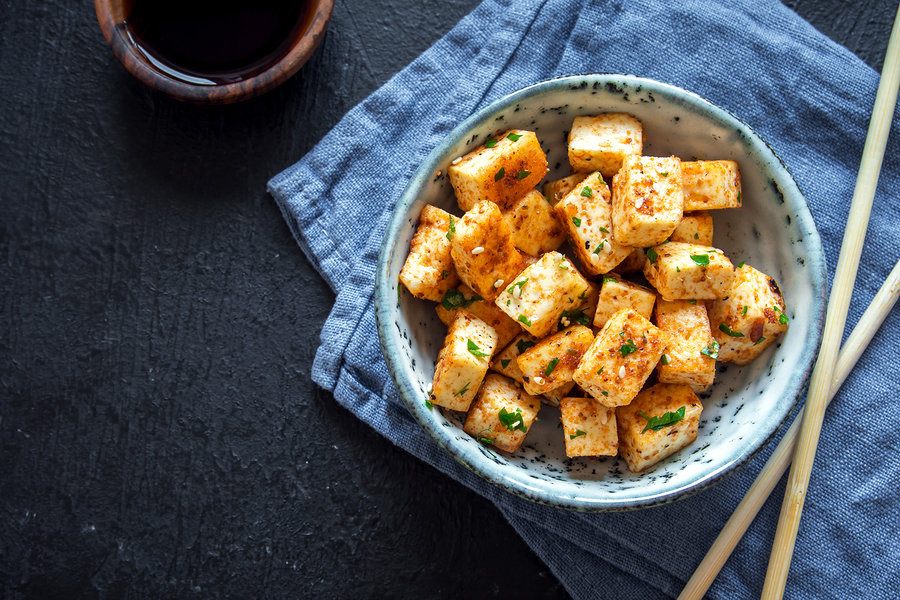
[375, 73, 826, 512]
[93, 0, 334, 105]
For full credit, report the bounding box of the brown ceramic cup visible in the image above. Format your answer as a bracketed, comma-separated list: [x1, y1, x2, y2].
[94, 0, 334, 104]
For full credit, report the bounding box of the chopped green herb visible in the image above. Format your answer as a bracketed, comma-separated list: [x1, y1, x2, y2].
[507, 279, 528, 294]
[690, 253, 710, 266]
[544, 358, 560, 377]
[485, 137, 498, 148]
[602, 275, 618, 285]
[599, 226, 610, 234]
[446, 215, 455, 240]
[570, 429, 587, 439]
[659, 171, 669, 177]
[515, 339, 536, 354]
[494, 167, 506, 181]
[676, 266, 681, 273]
[597, 367, 604, 375]
[718, 323, 744, 338]
[543, 194, 552, 204]
[646, 247, 659, 264]
[518, 314, 533, 327]
[640, 406, 686, 433]
[572, 216, 582, 227]
[453, 381, 471, 397]
[440, 270, 449, 280]
[593, 242, 604, 254]
[480, 437, 494, 444]
[601, 390, 609, 397]
[467, 339, 490, 358]
[440, 289, 481, 310]
[775, 306, 789, 324]
[561, 310, 591, 326]
[737, 190, 742, 203]
[754, 336, 767, 345]
[737, 261, 745, 268]
[517, 170, 531, 180]
[425, 398, 433, 409]
[660, 354, 670, 365]
[558, 259, 569, 269]
[507, 132, 523, 142]
[619, 331, 625, 337]
[500, 358, 511, 369]
[688, 299, 697, 305]
[577, 290, 588, 301]
[580, 186, 593, 197]
[498, 407, 527, 432]
[693, 233, 699, 239]
[619, 339, 638, 357]
[742, 305, 749, 316]
[700, 340, 720, 359]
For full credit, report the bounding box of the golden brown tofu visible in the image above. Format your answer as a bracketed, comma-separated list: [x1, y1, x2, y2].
[463, 374, 541, 453]
[593, 274, 656, 328]
[555, 171, 632, 276]
[682, 160, 742, 211]
[707, 263, 789, 364]
[617, 383, 702, 472]
[543, 173, 588, 206]
[560, 396, 617, 458]
[669, 211, 714, 246]
[573, 308, 669, 408]
[489, 333, 539, 383]
[435, 284, 521, 349]
[398, 205, 461, 301]
[517, 325, 594, 395]
[430, 311, 498, 411]
[541, 381, 576, 407]
[450, 200, 525, 302]
[448, 129, 549, 211]
[503, 189, 566, 256]
[654, 299, 716, 392]
[642, 241, 735, 300]
[613, 248, 647, 274]
[611, 155, 684, 247]
[568, 113, 643, 177]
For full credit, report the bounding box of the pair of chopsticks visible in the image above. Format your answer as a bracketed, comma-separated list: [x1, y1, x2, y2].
[679, 4, 900, 599]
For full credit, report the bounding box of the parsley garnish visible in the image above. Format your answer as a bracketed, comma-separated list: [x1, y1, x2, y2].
[440, 270, 449, 280]
[507, 279, 528, 294]
[577, 290, 588, 301]
[690, 254, 710, 266]
[494, 167, 506, 181]
[467, 339, 490, 358]
[737, 190, 742, 202]
[454, 381, 471, 397]
[581, 186, 593, 198]
[602, 276, 618, 284]
[718, 323, 744, 337]
[515, 339, 536, 354]
[640, 406, 685, 433]
[570, 430, 587, 439]
[593, 242, 604, 254]
[599, 226, 610, 233]
[693, 233, 699, 239]
[754, 336, 767, 345]
[544, 358, 560, 377]
[517, 314, 533, 326]
[500, 358, 511, 369]
[484, 137, 497, 148]
[498, 407, 527, 432]
[561, 310, 591, 326]
[597, 366, 604, 374]
[446, 215, 455, 240]
[737, 261, 745, 268]
[659, 171, 669, 177]
[572, 216, 582, 227]
[660, 354, 670, 365]
[646, 247, 658, 264]
[774, 306, 789, 324]
[688, 299, 697, 305]
[480, 437, 494, 444]
[742, 305, 748, 316]
[619, 339, 638, 357]
[700, 340, 720, 359]
[601, 391, 609, 397]
[507, 132, 523, 142]
[425, 398, 433, 409]
[440, 289, 481, 310]
[518, 170, 531, 180]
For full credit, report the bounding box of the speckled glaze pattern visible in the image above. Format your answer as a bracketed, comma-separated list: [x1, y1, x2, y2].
[375, 75, 826, 512]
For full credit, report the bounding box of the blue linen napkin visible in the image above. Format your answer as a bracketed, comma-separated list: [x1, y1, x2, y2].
[268, 0, 900, 597]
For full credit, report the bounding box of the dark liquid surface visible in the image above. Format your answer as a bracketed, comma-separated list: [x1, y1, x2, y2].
[126, 0, 311, 85]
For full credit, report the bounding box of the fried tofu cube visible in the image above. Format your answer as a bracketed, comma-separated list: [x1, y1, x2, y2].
[555, 171, 632, 276]
[573, 309, 669, 407]
[542, 382, 576, 407]
[613, 248, 647, 274]
[617, 383, 703, 472]
[398, 205, 461, 301]
[611, 155, 684, 247]
[430, 311, 498, 411]
[517, 325, 594, 395]
[568, 113, 643, 177]
[682, 160, 742, 211]
[503, 189, 566, 256]
[450, 201, 525, 301]
[543, 173, 588, 205]
[669, 211, 714, 245]
[593, 274, 656, 328]
[559, 280, 599, 330]
[655, 300, 716, 392]
[642, 241, 735, 301]
[494, 251, 591, 338]
[448, 130, 549, 211]
[707, 264, 789, 364]
[463, 374, 540, 453]
[436, 285, 521, 349]
[489, 333, 539, 383]
[560, 397, 617, 457]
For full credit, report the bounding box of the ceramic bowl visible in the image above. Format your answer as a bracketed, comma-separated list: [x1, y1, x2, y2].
[375, 74, 825, 511]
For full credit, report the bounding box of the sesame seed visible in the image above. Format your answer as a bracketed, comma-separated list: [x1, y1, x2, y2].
[534, 376, 544, 385]
[590, 253, 599, 264]
[513, 286, 522, 298]
[451, 156, 462, 165]
[635, 197, 645, 209]
[471, 246, 485, 255]
[599, 411, 608, 425]
[493, 279, 504, 288]
[618, 365, 626, 378]
[561, 317, 571, 327]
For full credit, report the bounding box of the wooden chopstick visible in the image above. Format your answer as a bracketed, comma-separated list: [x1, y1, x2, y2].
[761, 6, 900, 598]
[677, 259, 900, 600]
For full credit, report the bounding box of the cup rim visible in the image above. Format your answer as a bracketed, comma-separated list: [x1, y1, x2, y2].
[94, 0, 334, 104]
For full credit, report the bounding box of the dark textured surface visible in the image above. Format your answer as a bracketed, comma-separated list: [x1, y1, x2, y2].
[0, 1, 892, 598]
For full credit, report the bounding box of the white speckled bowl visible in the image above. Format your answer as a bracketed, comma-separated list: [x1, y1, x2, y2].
[375, 75, 825, 511]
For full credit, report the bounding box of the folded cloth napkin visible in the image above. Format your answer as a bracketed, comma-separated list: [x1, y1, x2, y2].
[269, 0, 900, 597]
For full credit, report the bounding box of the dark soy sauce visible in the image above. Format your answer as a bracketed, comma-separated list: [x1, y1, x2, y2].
[126, 0, 312, 85]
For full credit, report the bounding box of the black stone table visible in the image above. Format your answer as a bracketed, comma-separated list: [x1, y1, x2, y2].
[0, 2, 893, 597]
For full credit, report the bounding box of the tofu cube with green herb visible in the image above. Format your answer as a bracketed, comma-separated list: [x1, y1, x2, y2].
[541, 382, 576, 407]
[682, 160, 742, 211]
[592, 274, 656, 328]
[613, 248, 647, 274]
[436, 285, 521, 349]
[555, 171, 632, 276]
[430, 311, 498, 411]
[516, 325, 594, 395]
[611, 155, 684, 247]
[558, 280, 599, 330]
[642, 241, 735, 301]
[654, 299, 716, 392]
[398, 205, 461, 301]
[707, 263, 789, 365]
[494, 251, 591, 338]
[560, 396, 617, 458]
[573, 308, 669, 408]
[669, 211, 714, 245]
[616, 383, 703, 472]
[489, 333, 539, 383]
[448, 129, 549, 211]
[568, 113, 643, 177]
[503, 189, 566, 256]
[543, 173, 588, 206]
[450, 200, 526, 302]
[463, 374, 541, 453]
